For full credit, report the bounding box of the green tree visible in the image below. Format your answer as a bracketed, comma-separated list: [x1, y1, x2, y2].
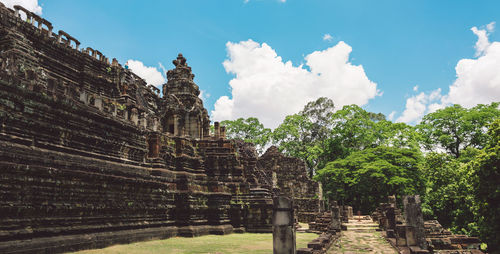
[272, 114, 317, 175]
[220, 117, 271, 154]
[300, 97, 335, 141]
[420, 152, 478, 236]
[417, 103, 500, 158]
[325, 105, 380, 160]
[325, 105, 418, 161]
[470, 119, 500, 252]
[272, 97, 335, 177]
[315, 146, 424, 213]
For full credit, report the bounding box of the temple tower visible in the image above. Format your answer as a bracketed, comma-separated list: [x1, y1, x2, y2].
[162, 54, 210, 139]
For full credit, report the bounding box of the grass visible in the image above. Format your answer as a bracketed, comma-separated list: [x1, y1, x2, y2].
[73, 232, 319, 254]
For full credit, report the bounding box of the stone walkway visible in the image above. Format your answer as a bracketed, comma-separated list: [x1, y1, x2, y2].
[327, 217, 398, 254]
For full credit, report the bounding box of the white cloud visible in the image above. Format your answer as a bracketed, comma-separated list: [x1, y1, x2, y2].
[1, 0, 42, 14]
[323, 34, 333, 41]
[398, 22, 500, 124]
[158, 62, 167, 75]
[486, 21, 495, 33]
[126, 60, 166, 87]
[413, 85, 419, 92]
[211, 39, 380, 128]
[471, 26, 490, 57]
[396, 89, 443, 124]
[443, 23, 500, 107]
[199, 90, 210, 100]
[388, 111, 396, 121]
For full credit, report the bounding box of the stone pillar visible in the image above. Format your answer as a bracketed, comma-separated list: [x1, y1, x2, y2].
[198, 119, 202, 139]
[330, 201, 341, 232]
[403, 195, 427, 250]
[273, 195, 296, 254]
[395, 224, 407, 246]
[130, 108, 139, 125]
[347, 206, 353, 219]
[341, 206, 349, 223]
[386, 206, 396, 238]
[220, 126, 226, 139]
[147, 133, 160, 158]
[214, 122, 220, 139]
[153, 117, 159, 132]
[173, 115, 179, 136]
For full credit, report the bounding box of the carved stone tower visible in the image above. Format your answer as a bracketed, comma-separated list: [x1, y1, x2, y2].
[162, 54, 210, 138]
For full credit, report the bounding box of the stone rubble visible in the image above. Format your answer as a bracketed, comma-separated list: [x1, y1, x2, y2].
[373, 196, 484, 254]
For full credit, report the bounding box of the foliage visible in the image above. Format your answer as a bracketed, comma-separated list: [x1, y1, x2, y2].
[220, 117, 271, 154]
[272, 97, 335, 176]
[315, 146, 424, 213]
[219, 98, 499, 245]
[299, 97, 335, 141]
[417, 103, 500, 158]
[325, 105, 380, 160]
[470, 119, 500, 252]
[324, 105, 419, 164]
[272, 113, 316, 175]
[420, 152, 478, 236]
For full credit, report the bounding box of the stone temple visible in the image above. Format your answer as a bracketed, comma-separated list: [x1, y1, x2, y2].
[0, 4, 322, 253]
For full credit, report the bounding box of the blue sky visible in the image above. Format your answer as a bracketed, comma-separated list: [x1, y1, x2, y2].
[4, 0, 500, 127]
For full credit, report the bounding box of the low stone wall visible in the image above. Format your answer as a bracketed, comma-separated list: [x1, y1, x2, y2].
[295, 198, 322, 223]
[297, 233, 340, 254]
[298, 202, 343, 254]
[373, 196, 484, 254]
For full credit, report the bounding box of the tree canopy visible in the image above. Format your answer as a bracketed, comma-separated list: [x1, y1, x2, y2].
[417, 103, 500, 158]
[315, 146, 424, 213]
[220, 117, 271, 154]
[218, 98, 499, 251]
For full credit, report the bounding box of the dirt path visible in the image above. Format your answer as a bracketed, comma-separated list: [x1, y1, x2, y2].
[327, 217, 398, 254]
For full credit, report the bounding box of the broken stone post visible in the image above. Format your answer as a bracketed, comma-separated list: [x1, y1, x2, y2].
[347, 206, 353, 219]
[214, 122, 220, 139]
[341, 206, 349, 223]
[386, 206, 396, 238]
[403, 195, 427, 250]
[273, 195, 296, 254]
[330, 201, 341, 232]
[395, 224, 407, 246]
[220, 126, 226, 139]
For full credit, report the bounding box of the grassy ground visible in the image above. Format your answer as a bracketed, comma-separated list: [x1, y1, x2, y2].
[73, 232, 318, 254]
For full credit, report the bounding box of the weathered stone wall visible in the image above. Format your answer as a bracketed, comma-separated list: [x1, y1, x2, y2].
[0, 3, 273, 253]
[373, 196, 483, 254]
[257, 146, 322, 223]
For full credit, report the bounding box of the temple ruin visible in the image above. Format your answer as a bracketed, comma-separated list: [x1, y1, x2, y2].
[0, 3, 322, 253]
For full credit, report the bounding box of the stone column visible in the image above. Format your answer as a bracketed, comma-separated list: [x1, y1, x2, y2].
[220, 126, 226, 139]
[130, 108, 138, 125]
[198, 119, 202, 139]
[173, 115, 179, 136]
[147, 133, 160, 158]
[330, 201, 341, 232]
[214, 122, 220, 139]
[403, 195, 427, 249]
[386, 206, 396, 238]
[273, 195, 296, 254]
